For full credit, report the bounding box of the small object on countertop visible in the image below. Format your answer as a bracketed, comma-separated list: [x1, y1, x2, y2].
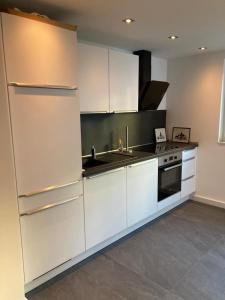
[91, 145, 96, 159]
[155, 128, 167, 143]
[118, 138, 124, 152]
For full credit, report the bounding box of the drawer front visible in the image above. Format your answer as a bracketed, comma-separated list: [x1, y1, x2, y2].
[21, 195, 85, 283]
[158, 192, 181, 211]
[19, 180, 83, 214]
[182, 158, 196, 180]
[182, 148, 197, 161]
[181, 176, 196, 198]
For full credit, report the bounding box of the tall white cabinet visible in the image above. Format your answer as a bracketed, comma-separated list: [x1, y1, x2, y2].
[0, 11, 85, 284]
[78, 42, 139, 113]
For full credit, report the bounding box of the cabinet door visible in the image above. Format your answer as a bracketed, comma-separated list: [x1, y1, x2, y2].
[78, 43, 109, 113]
[21, 195, 85, 283]
[9, 87, 82, 196]
[2, 13, 77, 87]
[127, 159, 158, 227]
[84, 168, 127, 249]
[109, 49, 139, 112]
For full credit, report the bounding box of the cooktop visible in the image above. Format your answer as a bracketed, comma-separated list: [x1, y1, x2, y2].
[133, 142, 180, 154]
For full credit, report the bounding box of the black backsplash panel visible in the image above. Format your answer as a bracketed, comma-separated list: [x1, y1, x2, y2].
[81, 110, 166, 156]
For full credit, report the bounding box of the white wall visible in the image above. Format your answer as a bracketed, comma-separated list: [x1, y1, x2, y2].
[167, 50, 225, 205]
[152, 56, 168, 110]
[0, 19, 26, 300]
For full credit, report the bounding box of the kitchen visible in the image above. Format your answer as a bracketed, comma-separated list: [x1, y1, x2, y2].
[0, 2, 225, 300]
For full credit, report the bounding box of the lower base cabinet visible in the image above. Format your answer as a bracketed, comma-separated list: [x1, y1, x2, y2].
[127, 159, 158, 227]
[21, 195, 85, 283]
[84, 167, 127, 250]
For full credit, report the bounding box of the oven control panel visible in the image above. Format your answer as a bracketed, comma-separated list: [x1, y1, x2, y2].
[158, 151, 182, 167]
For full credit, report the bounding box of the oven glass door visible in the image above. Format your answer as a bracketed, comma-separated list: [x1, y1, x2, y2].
[158, 161, 182, 201]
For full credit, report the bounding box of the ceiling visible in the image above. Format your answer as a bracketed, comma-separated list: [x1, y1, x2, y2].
[1, 0, 225, 58]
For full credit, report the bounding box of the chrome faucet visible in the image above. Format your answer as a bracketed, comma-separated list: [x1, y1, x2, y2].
[125, 125, 132, 153]
[126, 125, 129, 152]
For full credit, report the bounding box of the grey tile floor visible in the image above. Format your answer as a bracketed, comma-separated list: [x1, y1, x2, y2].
[27, 201, 225, 300]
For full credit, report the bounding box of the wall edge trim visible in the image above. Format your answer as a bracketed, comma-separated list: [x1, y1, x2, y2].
[192, 194, 225, 209]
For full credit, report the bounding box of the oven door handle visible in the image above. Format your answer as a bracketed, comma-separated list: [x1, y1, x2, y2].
[162, 163, 182, 172]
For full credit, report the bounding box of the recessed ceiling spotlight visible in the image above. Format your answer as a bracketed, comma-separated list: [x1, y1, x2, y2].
[198, 47, 207, 51]
[122, 18, 135, 24]
[168, 35, 179, 40]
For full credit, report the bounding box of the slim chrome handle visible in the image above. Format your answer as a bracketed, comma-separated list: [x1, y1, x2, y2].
[163, 163, 182, 172]
[182, 175, 195, 182]
[183, 157, 195, 163]
[8, 82, 78, 90]
[81, 111, 109, 114]
[86, 167, 125, 179]
[128, 158, 158, 168]
[18, 180, 81, 198]
[113, 110, 137, 113]
[20, 195, 83, 216]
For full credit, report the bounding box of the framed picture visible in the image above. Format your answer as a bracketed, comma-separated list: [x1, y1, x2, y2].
[172, 127, 191, 143]
[155, 128, 167, 143]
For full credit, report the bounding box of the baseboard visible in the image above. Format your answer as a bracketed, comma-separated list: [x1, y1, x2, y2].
[192, 194, 225, 209]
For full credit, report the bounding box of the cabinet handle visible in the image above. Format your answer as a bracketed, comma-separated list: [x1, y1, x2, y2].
[20, 195, 83, 216]
[163, 163, 182, 172]
[18, 180, 81, 198]
[86, 167, 125, 179]
[128, 158, 157, 168]
[183, 157, 195, 163]
[81, 111, 109, 114]
[8, 82, 78, 90]
[113, 110, 138, 113]
[182, 175, 195, 182]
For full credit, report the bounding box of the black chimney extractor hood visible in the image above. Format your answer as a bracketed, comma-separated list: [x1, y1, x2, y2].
[133, 50, 169, 110]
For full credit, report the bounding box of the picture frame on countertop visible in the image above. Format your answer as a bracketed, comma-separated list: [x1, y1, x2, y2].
[155, 128, 167, 143]
[172, 127, 191, 143]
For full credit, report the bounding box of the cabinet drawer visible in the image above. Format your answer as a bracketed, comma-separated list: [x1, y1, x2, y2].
[18, 180, 83, 214]
[158, 192, 181, 211]
[182, 158, 196, 180]
[21, 195, 85, 283]
[181, 176, 196, 198]
[182, 148, 196, 161]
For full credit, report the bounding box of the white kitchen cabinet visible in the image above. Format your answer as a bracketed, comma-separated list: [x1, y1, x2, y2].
[181, 176, 196, 198]
[84, 167, 127, 249]
[109, 49, 139, 112]
[21, 194, 85, 283]
[127, 159, 158, 227]
[182, 158, 196, 180]
[8, 86, 82, 196]
[181, 148, 197, 198]
[2, 12, 77, 87]
[78, 43, 109, 113]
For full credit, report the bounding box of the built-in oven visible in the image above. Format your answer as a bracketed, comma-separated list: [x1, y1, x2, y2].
[158, 152, 182, 202]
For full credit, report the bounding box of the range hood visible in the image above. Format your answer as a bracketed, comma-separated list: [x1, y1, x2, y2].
[133, 50, 169, 110]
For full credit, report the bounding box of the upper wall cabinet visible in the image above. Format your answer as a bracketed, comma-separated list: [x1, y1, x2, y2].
[109, 49, 139, 113]
[77, 43, 139, 113]
[1, 13, 78, 87]
[78, 43, 109, 113]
